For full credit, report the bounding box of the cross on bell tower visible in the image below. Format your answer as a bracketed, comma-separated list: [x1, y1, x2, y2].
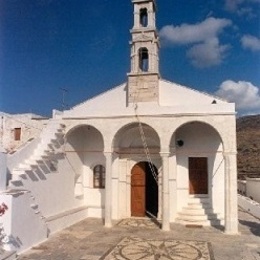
[128, 0, 160, 104]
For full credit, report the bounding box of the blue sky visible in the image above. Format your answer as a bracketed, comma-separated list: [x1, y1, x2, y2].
[0, 0, 259, 116]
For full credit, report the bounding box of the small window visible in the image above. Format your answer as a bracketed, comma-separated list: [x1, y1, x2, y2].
[140, 8, 148, 27]
[14, 128, 21, 141]
[139, 48, 149, 72]
[93, 165, 105, 189]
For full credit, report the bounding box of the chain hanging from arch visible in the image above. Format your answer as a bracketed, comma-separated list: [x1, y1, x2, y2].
[134, 102, 158, 184]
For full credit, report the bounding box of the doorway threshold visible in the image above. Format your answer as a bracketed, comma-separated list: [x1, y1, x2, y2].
[117, 218, 161, 229]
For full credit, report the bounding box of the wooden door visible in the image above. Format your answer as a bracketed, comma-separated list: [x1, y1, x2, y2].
[14, 128, 21, 141]
[189, 157, 208, 194]
[131, 163, 146, 217]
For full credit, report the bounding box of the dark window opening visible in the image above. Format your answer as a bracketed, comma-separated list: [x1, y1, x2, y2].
[139, 48, 149, 72]
[14, 128, 21, 141]
[93, 165, 105, 189]
[140, 8, 148, 27]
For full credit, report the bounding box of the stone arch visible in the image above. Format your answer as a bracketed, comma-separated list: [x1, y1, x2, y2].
[139, 47, 149, 72]
[140, 8, 148, 27]
[170, 120, 223, 152]
[113, 122, 160, 153]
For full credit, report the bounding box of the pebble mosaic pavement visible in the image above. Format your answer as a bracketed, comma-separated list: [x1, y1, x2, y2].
[101, 236, 213, 260]
[11, 208, 260, 260]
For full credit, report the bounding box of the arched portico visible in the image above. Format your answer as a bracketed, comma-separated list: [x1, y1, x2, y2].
[65, 124, 105, 211]
[171, 121, 223, 213]
[112, 122, 162, 222]
[168, 120, 237, 234]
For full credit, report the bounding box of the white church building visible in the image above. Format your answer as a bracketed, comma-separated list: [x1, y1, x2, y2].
[0, 0, 238, 253]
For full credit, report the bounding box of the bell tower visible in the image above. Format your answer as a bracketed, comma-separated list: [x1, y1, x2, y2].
[127, 0, 160, 103]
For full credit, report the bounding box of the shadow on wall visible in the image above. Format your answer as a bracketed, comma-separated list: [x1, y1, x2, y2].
[239, 219, 260, 237]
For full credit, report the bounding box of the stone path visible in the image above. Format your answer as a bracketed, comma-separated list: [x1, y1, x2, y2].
[18, 209, 260, 260]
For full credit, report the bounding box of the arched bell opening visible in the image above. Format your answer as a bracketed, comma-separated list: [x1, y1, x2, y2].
[140, 8, 148, 27]
[139, 47, 149, 72]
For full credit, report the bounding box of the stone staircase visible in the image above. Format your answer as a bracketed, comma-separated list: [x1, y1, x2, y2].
[8, 119, 65, 188]
[177, 195, 223, 226]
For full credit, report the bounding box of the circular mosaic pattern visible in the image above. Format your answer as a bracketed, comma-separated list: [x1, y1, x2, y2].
[119, 240, 202, 260]
[103, 237, 212, 260]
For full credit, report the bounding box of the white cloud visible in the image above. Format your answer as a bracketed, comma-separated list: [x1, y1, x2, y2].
[241, 35, 260, 51]
[224, 0, 244, 12]
[215, 80, 260, 114]
[159, 17, 232, 68]
[224, 0, 260, 17]
[159, 17, 232, 45]
[187, 38, 230, 68]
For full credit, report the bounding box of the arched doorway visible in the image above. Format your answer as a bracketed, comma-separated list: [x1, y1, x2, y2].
[131, 162, 158, 218]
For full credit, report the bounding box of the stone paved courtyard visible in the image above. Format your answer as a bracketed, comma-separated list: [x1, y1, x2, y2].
[17, 208, 260, 260]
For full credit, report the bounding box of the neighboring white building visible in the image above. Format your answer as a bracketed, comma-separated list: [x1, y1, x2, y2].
[0, 0, 238, 254]
[0, 112, 48, 153]
[238, 178, 260, 203]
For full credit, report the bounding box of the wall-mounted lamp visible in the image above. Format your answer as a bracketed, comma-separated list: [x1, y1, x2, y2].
[176, 139, 184, 147]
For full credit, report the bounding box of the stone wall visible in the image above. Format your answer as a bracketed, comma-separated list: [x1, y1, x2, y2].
[0, 113, 48, 153]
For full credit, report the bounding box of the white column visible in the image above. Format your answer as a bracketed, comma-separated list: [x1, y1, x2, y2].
[224, 152, 238, 234]
[157, 171, 162, 220]
[104, 151, 112, 228]
[0, 146, 7, 191]
[170, 149, 177, 221]
[160, 151, 170, 231]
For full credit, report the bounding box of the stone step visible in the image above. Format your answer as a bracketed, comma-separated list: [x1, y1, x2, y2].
[188, 197, 210, 204]
[182, 207, 214, 215]
[176, 218, 211, 226]
[185, 202, 211, 209]
[178, 213, 209, 221]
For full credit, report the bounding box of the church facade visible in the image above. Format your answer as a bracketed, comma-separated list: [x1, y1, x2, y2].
[1, 0, 238, 253]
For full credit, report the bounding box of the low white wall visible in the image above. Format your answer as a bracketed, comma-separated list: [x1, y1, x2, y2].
[0, 147, 7, 191]
[246, 178, 260, 204]
[46, 206, 88, 234]
[238, 180, 246, 196]
[238, 194, 260, 219]
[0, 191, 48, 253]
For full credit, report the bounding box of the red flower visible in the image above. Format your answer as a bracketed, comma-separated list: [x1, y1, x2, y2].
[0, 203, 8, 216]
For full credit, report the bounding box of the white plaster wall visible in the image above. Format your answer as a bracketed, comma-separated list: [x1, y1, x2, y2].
[159, 80, 226, 106]
[246, 178, 260, 203]
[63, 80, 235, 118]
[16, 156, 84, 218]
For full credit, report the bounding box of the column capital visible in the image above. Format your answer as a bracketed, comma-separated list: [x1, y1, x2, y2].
[223, 151, 237, 156]
[104, 151, 113, 155]
[159, 148, 170, 157]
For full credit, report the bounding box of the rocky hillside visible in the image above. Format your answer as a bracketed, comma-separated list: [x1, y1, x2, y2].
[236, 114, 260, 179]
